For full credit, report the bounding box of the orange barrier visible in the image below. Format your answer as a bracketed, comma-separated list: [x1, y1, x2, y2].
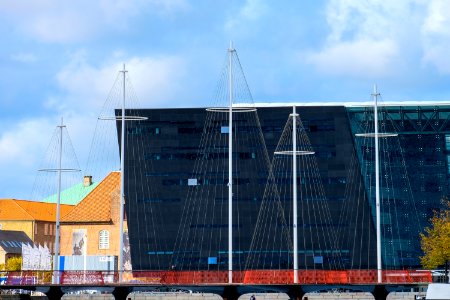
[243, 270, 292, 284]
[383, 270, 432, 283]
[159, 270, 229, 284]
[0, 269, 433, 286]
[347, 270, 377, 284]
[241, 269, 432, 285]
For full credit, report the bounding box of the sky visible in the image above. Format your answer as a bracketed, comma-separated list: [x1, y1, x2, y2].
[1, 0, 450, 199]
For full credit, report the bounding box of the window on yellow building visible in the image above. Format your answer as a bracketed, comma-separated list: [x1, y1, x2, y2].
[99, 230, 110, 249]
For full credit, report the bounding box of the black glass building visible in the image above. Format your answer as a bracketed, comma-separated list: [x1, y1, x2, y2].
[120, 104, 450, 271]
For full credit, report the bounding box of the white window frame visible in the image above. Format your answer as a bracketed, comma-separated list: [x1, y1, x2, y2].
[99, 230, 110, 250]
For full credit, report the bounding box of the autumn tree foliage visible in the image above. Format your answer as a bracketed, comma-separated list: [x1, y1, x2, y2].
[5, 256, 22, 271]
[420, 199, 450, 277]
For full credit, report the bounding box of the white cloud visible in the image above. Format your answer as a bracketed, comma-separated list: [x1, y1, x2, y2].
[124, 56, 186, 106]
[145, 0, 190, 16]
[421, 0, 450, 73]
[0, 114, 97, 199]
[0, 0, 188, 43]
[306, 0, 424, 77]
[0, 51, 187, 198]
[0, 117, 56, 198]
[225, 0, 267, 32]
[422, 0, 450, 37]
[44, 52, 187, 178]
[50, 51, 186, 113]
[0, 118, 54, 168]
[10, 52, 37, 63]
[306, 39, 398, 77]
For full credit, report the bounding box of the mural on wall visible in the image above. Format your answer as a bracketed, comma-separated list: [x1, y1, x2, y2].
[123, 230, 132, 271]
[72, 229, 87, 255]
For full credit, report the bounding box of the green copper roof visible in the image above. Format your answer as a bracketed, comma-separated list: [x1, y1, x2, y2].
[41, 182, 99, 205]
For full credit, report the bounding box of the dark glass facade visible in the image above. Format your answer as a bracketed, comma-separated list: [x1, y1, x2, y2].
[347, 105, 450, 267]
[120, 105, 450, 271]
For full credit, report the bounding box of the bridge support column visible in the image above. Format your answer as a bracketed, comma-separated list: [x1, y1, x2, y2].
[113, 286, 132, 300]
[372, 285, 388, 300]
[223, 285, 239, 300]
[287, 285, 305, 300]
[45, 286, 64, 300]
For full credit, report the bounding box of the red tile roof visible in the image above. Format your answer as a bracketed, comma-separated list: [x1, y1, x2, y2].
[0, 199, 73, 221]
[61, 172, 120, 223]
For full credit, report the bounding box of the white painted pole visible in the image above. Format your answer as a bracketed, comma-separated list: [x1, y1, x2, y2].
[292, 106, 298, 284]
[83, 241, 87, 283]
[373, 85, 382, 283]
[119, 64, 127, 283]
[53, 118, 63, 284]
[228, 42, 234, 284]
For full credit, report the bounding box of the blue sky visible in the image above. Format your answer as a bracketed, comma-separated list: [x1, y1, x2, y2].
[1, 0, 450, 199]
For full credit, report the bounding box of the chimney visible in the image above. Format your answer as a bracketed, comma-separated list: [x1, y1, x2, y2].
[83, 175, 93, 187]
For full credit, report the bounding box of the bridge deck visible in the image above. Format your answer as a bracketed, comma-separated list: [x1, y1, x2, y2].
[1, 270, 433, 286]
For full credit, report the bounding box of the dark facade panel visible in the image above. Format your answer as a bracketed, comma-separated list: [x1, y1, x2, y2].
[120, 105, 450, 271]
[347, 105, 450, 267]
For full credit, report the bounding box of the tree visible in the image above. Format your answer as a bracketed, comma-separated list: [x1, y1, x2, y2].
[420, 199, 450, 280]
[5, 257, 22, 271]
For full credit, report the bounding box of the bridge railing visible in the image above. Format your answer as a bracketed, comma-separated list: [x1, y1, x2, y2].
[0, 269, 432, 286]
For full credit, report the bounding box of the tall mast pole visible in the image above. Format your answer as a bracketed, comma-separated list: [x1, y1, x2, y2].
[228, 42, 234, 284]
[373, 84, 382, 283]
[53, 118, 64, 284]
[292, 106, 298, 284]
[119, 64, 127, 283]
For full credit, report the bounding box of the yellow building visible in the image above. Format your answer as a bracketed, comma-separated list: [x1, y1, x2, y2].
[0, 199, 73, 253]
[60, 172, 127, 258]
[0, 230, 33, 265]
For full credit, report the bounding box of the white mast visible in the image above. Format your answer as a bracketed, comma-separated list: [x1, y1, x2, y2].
[97, 65, 147, 282]
[228, 42, 234, 284]
[353, 86, 398, 283]
[274, 108, 314, 283]
[373, 85, 382, 283]
[354, 86, 398, 283]
[292, 106, 298, 284]
[39, 119, 79, 284]
[53, 118, 64, 284]
[118, 64, 127, 283]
